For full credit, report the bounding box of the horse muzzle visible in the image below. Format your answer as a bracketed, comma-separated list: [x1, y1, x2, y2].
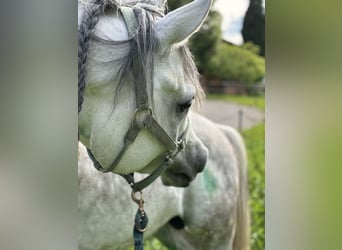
[161, 137, 208, 187]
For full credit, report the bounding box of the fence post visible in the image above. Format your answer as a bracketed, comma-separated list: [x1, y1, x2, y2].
[238, 109, 243, 132]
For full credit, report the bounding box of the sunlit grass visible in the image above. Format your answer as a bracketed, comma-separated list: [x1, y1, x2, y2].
[127, 238, 167, 250]
[242, 124, 265, 250]
[206, 93, 265, 111]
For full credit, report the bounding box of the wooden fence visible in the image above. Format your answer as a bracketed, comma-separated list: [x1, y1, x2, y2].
[201, 79, 265, 95]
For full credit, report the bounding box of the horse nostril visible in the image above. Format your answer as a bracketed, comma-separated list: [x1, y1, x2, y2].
[180, 173, 192, 182]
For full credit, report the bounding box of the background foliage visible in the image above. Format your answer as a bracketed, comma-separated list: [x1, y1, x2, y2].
[205, 41, 265, 83]
[242, 0, 265, 56]
[167, 0, 265, 84]
[242, 124, 265, 250]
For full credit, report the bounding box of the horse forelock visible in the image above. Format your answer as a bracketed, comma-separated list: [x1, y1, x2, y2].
[78, 0, 204, 113]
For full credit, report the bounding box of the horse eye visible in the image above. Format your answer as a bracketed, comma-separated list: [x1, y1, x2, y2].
[178, 97, 194, 113]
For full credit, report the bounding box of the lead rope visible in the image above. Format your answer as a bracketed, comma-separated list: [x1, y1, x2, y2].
[131, 190, 148, 250]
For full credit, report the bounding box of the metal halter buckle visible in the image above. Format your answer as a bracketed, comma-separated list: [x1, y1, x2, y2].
[134, 107, 152, 128]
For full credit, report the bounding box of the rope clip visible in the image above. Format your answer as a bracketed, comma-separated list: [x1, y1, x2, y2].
[131, 190, 145, 212]
[131, 190, 148, 233]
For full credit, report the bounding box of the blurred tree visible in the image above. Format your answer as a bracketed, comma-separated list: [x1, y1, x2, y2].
[167, 0, 217, 12]
[242, 0, 265, 56]
[241, 41, 261, 55]
[206, 42, 265, 83]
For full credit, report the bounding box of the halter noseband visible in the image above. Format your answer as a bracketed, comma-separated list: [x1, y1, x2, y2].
[86, 6, 188, 192]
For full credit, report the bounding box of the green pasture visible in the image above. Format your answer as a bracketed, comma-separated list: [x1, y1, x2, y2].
[242, 124, 265, 250]
[206, 93, 265, 111]
[128, 122, 265, 250]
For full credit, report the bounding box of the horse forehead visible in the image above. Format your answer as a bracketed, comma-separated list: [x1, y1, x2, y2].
[95, 9, 129, 41]
[78, 4, 128, 40]
[154, 50, 187, 89]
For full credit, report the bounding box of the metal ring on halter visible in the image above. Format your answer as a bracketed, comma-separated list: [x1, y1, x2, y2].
[134, 107, 152, 128]
[177, 139, 185, 151]
[134, 107, 152, 116]
[131, 190, 144, 211]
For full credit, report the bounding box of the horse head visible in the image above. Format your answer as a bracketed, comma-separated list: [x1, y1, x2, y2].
[78, 0, 211, 187]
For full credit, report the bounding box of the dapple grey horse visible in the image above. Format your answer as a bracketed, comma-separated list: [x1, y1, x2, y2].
[78, 0, 208, 185]
[78, 0, 250, 249]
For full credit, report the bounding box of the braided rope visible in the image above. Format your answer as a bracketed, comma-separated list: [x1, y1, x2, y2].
[78, 2, 104, 113]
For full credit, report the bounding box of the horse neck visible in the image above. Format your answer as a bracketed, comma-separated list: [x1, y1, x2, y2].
[78, 142, 98, 177]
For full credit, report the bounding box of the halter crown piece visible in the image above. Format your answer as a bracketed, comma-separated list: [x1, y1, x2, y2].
[86, 6, 188, 192]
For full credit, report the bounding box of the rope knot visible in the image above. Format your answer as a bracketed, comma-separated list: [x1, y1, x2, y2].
[132, 191, 149, 250]
[134, 208, 149, 233]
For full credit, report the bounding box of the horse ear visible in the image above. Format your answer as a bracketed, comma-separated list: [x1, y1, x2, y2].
[156, 0, 213, 46]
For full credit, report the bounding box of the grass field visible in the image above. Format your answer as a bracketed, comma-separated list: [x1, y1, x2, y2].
[206, 93, 265, 111]
[242, 124, 265, 250]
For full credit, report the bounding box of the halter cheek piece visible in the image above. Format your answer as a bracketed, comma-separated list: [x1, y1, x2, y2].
[86, 6, 188, 192]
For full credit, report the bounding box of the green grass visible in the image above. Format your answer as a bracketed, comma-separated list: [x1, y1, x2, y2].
[127, 238, 167, 250]
[206, 93, 265, 111]
[242, 124, 265, 250]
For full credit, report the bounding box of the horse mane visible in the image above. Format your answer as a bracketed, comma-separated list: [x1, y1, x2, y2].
[78, 0, 204, 113]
